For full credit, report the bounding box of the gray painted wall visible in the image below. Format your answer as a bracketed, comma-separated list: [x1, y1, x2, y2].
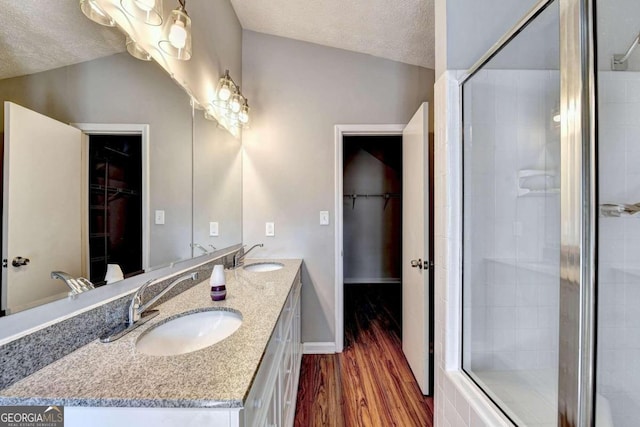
[241, 30, 434, 343]
[343, 138, 402, 283]
[442, 0, 539, 72]
[193, 114, 243, 250]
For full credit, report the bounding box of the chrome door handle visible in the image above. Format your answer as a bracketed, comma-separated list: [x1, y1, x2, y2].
[411, 259, 423, 269]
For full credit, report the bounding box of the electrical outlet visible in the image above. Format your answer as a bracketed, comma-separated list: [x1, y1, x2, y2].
[320, 211, 329, 225]
[265, 222, 275, 236]
[210, 222, 219, 236]
[155, 210, 165, 225]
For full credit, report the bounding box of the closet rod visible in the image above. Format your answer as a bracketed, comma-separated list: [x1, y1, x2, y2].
[343, 192, 401, 198]
[343, 192, 401, 209]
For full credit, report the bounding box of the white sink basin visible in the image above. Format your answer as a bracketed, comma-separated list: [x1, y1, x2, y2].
[136, 310, 242, 356]
[243, 262, 284, 272]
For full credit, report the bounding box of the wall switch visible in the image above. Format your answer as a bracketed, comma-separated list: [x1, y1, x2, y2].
[210, 222, 219, 236]
[155, 210, 165, 225]
[320, 211, 330, 225]
[265, 222, 275, 236]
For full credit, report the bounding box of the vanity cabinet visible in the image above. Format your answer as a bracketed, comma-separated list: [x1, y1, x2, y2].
[5, 260, 304, 427]
[244, 272, 302, 427]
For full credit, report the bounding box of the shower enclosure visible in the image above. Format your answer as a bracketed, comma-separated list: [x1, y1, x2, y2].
[460, 0, 639, 425]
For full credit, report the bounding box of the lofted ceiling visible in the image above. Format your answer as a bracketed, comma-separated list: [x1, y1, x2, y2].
[0, 1, 124, 80]
[0, 0, 435, 82]
[230, 0, 436, 69]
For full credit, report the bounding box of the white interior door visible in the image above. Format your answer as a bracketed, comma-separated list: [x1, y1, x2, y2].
[402, 102, 430, 395]
[2, 102, 83, 313]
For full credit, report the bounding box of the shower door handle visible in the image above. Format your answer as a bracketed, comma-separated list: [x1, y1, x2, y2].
[411, 258, 423, 269]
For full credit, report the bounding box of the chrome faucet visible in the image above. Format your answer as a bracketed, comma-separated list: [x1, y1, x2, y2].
[233, 243, 264, 268]
[128, 271, 199, 326]
[191, 243, 209, 255]
[101, 271, 200, 343]
[51, 271, 95, 296]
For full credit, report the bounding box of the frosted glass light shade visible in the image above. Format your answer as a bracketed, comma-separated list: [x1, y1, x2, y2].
[120, 0, 164, 26]
[238, 102, 250, 124]
[80, 0, 115, 27]
[229, 93, 243, 113]
[126, 36, 152, 61]
[217, 78, 233, 101]
[159, 7, 192, 60]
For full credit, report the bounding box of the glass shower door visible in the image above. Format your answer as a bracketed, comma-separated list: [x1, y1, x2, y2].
[596, 0, 640, 425]
[461, 2, 561, 425]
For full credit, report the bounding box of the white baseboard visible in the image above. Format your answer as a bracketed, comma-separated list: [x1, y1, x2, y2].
[302, 342, 336, 354]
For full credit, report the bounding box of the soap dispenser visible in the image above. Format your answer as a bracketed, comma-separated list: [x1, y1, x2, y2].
[210, 264, 227, 301]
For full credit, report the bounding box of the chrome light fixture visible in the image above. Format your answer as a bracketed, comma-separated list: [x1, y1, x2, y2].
[79, 0, 115, 27]
[159, 0, 192, 60]
[120, 0, 163, 26]
[79, 1, 250, 137]
[209, 70, 250, 133]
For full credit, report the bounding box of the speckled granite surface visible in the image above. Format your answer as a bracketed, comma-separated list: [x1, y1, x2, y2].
[0, 252, 237, 390]
[0, 259, 302, 408]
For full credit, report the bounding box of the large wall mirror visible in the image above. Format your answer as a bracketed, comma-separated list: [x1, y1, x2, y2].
[0, 1, 242, 317]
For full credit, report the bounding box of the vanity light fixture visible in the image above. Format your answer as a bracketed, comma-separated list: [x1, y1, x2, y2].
[120, 0, 164, 26]
[159, 0, 192, 60]
[79, 1, 251, 137]
[126, 35, 152, 61]
[79, 0, 116, 27]
[209, 70, 250, 134]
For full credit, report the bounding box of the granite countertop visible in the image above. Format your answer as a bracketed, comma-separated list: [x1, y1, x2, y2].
[0, 259, 302, 408]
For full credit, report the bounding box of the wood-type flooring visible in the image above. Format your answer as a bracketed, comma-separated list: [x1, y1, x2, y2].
[294, 284, 434, 427]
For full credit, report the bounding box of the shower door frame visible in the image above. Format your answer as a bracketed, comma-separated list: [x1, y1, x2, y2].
[557, 0, 598, 426]
[457, 0, 599, 425]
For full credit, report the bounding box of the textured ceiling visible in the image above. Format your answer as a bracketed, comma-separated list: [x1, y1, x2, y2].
[230, 0, 436, 69]
[0, 1, 124, 80]
[0, 0, 435, 81]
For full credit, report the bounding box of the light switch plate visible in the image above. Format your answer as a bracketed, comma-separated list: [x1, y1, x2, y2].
[155, 210, 165, 225]
[265, 222, 275, 236]
[320, 211, 329, 225]
[210, 222, 219, 236]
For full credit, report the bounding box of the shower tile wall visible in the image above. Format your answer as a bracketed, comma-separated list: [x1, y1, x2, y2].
[598, 71, 640, 427]
[464, 69, 560, 373]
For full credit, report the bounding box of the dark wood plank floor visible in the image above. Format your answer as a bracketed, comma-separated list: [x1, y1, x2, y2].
[294, 284, 434, 427]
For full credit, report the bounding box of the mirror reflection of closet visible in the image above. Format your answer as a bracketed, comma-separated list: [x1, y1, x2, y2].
[88, 134, 143, 285]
